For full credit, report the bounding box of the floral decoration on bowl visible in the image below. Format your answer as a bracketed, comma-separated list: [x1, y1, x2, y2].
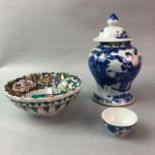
[5, 72, 82, 116]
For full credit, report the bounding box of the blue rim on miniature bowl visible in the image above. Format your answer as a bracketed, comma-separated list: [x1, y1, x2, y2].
[101, 108, 138, 136]
[4, 72, 82, 116]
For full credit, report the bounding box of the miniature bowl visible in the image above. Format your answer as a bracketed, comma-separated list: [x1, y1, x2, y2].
[101, 108, 138, 136]
[5, 72, 82, 116]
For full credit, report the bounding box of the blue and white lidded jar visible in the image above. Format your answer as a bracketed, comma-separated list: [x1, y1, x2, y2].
[88, 13, 142, 106]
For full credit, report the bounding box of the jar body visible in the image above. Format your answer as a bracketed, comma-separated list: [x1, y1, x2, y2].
[88, 42, 142, 106]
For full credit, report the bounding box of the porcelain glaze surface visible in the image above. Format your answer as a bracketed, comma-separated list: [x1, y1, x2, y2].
[5, 72, 82, 116]
[103, 121, 135, 136]
[88, 13, 142, 106]
[102, 108, 138, 136]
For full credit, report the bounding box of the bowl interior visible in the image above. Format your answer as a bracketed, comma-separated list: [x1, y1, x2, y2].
[5, 72, 82, 98]
[102, 108, 138, 127]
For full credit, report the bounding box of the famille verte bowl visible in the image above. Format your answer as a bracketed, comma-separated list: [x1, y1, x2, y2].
[88, 13, 142, 106]
[101, 108, 138, 136]
[5, 72, 82, 116]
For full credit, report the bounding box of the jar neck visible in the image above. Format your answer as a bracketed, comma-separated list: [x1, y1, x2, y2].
[99, 41, 132, 49]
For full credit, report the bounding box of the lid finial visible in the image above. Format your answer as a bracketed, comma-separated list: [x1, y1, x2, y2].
[93, 13, 132, 42]
[107, 13, 119, 26]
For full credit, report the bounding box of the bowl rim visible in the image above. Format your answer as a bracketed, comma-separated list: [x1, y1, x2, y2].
[4, 72, 82, 103]
[101, 107, 138, 127]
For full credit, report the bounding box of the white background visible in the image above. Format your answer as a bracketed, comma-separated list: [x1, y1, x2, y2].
[0, 0, 155, 155]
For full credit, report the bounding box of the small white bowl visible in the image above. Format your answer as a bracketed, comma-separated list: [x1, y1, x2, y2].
[101, 108, 138, 136]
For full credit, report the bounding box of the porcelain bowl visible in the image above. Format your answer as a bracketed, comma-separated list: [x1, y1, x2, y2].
[101, 108, 138, 136]
[5, 72, 82, 116]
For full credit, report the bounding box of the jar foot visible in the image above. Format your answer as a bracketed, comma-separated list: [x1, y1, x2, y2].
[92, 91, 135, 106]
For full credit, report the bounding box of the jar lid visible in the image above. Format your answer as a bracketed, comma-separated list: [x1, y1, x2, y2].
[94, 13, 132, 42]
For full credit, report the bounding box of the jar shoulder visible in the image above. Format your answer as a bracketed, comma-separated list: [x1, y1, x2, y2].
[90, 46, 141, 59]
[89, 45, 142, 69]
